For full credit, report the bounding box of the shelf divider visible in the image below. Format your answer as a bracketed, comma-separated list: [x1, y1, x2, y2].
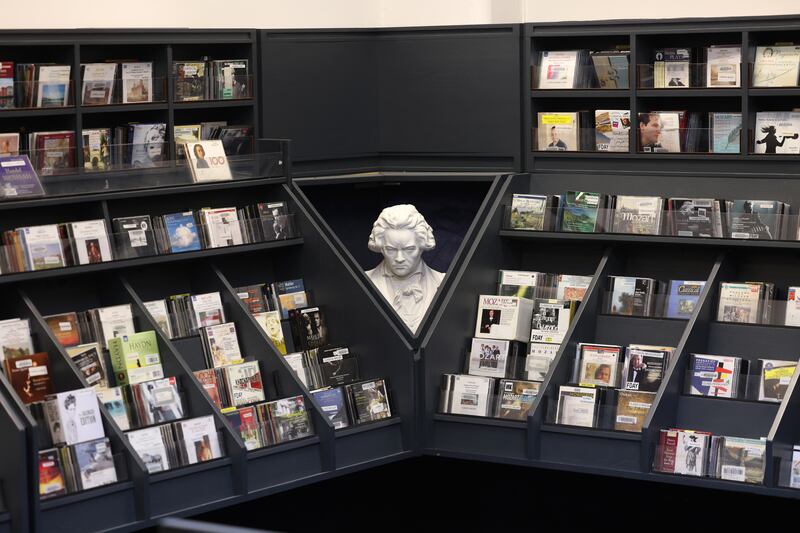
[640, 252, 730, 472]
[208, 263, 337, 473]
[118, 275, 249, 500]
[16, 287, 151, 531]
[528, 246, 620, 461]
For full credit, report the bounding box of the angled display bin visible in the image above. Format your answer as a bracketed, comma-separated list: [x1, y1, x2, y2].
[121, 257, 333, 498]
[19, 274, 246, 523]
[644, 246, 800, 494]
[529, 247, 717, 474]
[421, 173, 607, 463]
[0, 287, 148, 533]
[205, 182, 420, 478]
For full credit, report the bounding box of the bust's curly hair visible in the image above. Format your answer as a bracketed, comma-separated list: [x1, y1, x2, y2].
[368, 205, 436, 253]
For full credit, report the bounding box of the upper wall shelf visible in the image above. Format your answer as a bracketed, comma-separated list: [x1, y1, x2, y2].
[80, 103, 170, 114]
[524, 16, 800, 173]
[530, 89, 630, 98]
[636, 88, 745, 97]
[0, 28, 260, 175]
[173, 99, 255, 110]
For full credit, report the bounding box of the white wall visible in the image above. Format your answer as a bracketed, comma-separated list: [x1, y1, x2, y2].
[381, 0, 800, 27]
[1, 0, 799, 29]
[379, 0, 523, 27]
[524, 0, 800, 24]
[0, 0, 381, 29]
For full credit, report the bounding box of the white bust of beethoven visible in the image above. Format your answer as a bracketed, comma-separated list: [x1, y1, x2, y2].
[365, 204, 445, 332]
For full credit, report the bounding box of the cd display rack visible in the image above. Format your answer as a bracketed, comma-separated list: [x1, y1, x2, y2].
[525, 16, 800, 175]
[0, 147, 425, 533]
[4, 14, 800, 533]
[0, 29, 261, 197]
[423, 171, 800, 499]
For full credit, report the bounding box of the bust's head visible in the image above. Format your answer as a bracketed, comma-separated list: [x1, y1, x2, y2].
[368, 204, 436, 278]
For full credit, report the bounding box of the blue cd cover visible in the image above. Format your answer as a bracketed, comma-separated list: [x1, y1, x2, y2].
[272, 279, 307, 319]
[690, 355, 719, 396]
[0, 155, 44, 200]
[164, 211, 201, 253]
[665, 280, 705, 319]
[311, 387, 349, 429]
[100, 396, 130, 431]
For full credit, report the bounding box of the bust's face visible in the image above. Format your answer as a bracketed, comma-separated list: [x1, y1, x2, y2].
[382, 228, 422, 278]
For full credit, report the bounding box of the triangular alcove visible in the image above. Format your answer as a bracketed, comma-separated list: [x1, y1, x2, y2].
[292, 173, 506, 346]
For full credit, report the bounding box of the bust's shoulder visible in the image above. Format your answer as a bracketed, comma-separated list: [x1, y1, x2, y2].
[365, 262, 384, 282]
[424, 263, 445, 286]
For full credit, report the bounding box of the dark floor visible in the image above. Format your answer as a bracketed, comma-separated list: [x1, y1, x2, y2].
[180, 455, 797, 532]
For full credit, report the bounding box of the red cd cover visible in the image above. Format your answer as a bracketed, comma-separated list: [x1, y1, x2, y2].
[194, 368, 223, 409]
[5, 352, 53, 404]
[38, 449, 66, 498]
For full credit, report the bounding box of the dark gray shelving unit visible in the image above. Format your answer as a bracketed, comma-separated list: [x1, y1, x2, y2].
[0, 29, 260, 197]
[21, 274, 248, 522]
[6, 15, 800, 531]
[525, 15, 800, 175]
[0, 159, 427, 530]
[0, 286, 149, 533]
[421, 171, 800, 499]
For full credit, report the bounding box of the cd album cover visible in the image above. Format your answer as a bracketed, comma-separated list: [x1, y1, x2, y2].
[73, 437, 118, 490]
[164, 212, 201, 253]
[44, 313, 81, 346]
[127, 426, 173, 473]
[347, 379, 391, 424]
[186, 140, 233, 183]
[268, 396, 314, 443]
[318, 347, 359, 387]
[311, 387, 350, 429]
[38, 449, 66, 498]
[289, 307, 328, 350]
